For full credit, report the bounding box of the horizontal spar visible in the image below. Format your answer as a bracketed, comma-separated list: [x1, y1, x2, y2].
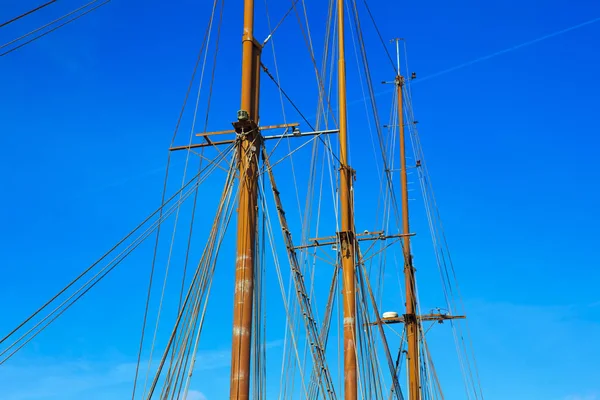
[368, 313, 466, 326]
[293, 231, 415, 250]
[169, 129, 339, 152]
[195, 122, 300, 137]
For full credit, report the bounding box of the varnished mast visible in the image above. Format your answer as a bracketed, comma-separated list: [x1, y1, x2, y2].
[337, 0, 358, 398]
[230, 0, 262, 398]
[395, 39, 421, 400]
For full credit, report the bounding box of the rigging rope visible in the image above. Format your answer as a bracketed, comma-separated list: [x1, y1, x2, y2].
[140, 1, 223, 396]
[0, 0, 110, 57]
[131, 1, 223, 395]
[349, 0, 403, 231]
[262, 0, 300, 46]
[174, 152, 237, 400]
[361, 0, 396, 74]
[259, 63, 342, 167]
[263, 149, 337, 399]
[0, 0, 58, 29]
[0, 148, 230, 354]
[0, 147, 233, 364]
[263, 186, 311, 399]
[145, 149, 238, 399]
[398, 42, 486, 398]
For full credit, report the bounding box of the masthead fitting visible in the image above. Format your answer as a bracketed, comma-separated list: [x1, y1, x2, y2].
[237, 109, 249, 121]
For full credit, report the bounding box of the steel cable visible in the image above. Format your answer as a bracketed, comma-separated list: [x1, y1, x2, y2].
[1, 0, 110, 57]
[0, 0, 58, 29]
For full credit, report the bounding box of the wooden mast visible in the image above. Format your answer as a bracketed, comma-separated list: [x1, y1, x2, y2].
[230, 0, 261, 398]
[337, 0, 358, 398]
[395, 39, 421, 400]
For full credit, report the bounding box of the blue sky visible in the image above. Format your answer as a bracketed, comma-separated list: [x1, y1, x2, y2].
[1, 0, 599, 399]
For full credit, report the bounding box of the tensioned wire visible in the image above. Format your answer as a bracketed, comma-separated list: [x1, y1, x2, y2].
[372, 44, 451, 399]
[406, 116, 480, 399]
[420, 337, 438, 399]
[260, 176, 337, 399]
[356, 249, 405, 399]
[262, 0, 345, 396]
[0, 144, 235, 365]
[151, 0, 227, 396]
[347, 1, 411, 397]
[132, 1, 222, 397]
[299, 0, 345, 395]
[347, 13, 408, 392]
[178, 151, 238, 400]
[0, 0, 57, 29]
[161, 160, 236, 400]
[347, 0, 398, 356]
[261, 179, 311, 399]
[146, 147, 238, 399]
[267, 148, 339, 398]
[161, 160, 236, 398]
[400, 70, 478, 396]
[401, 46, 485, 398]
[390, 76, 439, 400]
[263, 2, 306, 393]
[0, 0, 111, 57]
[282, 0, 380, 394]
[346, 2, 483, 396]
[153, 148, 234, 399]
[345, 1, 379, 396]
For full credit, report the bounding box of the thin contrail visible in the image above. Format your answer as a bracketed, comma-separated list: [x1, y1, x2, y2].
[348, 15, 600, 107]
[419, 16, 600, 82]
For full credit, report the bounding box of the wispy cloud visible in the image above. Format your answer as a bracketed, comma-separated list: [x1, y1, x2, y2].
[180, 389, 207, 400]
[194, 338, 283, 371]
[194, 347, 231, 371]
[564, 394, 598, 400]
[350, 16, 600, 107]
[0, 355, 211, 399]
[419, 16, 600, 83]
[0, 359, 135, 400]
[0, 341, 284, 399]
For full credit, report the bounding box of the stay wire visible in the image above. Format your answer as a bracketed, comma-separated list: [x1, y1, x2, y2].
[262, 186, 310, 398]
[362, 0, 396, 73]
[0, 153, 224, 349]
[262, 0, 300, 46]
[260, 62, 342, 166]
[0, 159, 224, 364]
[163, 176, 230, 397]
[263, 151, 337, 398]
[145, 150, 238, 398]
[357, 249, 404, 399]
[180, 176, 237, 399]
[0, 0, 58, 29]
[350, 0, 403, 230]
[402, 51, 485, 397]
[1, 0, 110, 57]
[130, 1, 220, 395]
[163, 167, 236, 400]
[291, 0, 339, 130]
[174, 156, 237, 399]
[165, 0, 225, 391]
[141, 0, 221, 395]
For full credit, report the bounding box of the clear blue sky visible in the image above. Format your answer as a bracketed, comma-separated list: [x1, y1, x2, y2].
[1, 0, 599, 399]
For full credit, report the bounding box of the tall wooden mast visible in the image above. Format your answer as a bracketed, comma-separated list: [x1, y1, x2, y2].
[337, 0, 358, 398]
[230, 0, 262, 398]
[395, 39, 421, 400]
